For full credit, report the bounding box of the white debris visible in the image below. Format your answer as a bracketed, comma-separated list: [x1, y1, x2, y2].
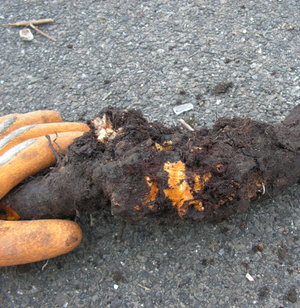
[19, 28, 34, 41]
[173, 103, 194, 115]
[113, 284, 119, 290]
[246, 273, 254, 282]
[178, 119, 194, 132]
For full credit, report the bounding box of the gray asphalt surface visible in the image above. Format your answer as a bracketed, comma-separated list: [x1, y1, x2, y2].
[0, 0, 299, 307]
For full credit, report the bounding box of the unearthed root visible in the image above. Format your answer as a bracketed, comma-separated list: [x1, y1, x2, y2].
[1, 105, 300, 222]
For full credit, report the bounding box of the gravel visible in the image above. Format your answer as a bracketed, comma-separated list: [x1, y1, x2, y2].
[0, 0, 299, 307]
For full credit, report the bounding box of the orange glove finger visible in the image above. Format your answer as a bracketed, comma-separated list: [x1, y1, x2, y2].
[0, 131, 85, 200]
[0, 110, 62, 139]
[0, 219, 82, 267]
[0, 122, 89, 155]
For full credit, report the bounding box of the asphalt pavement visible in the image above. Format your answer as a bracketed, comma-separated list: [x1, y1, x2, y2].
[0, 0, 299, 307]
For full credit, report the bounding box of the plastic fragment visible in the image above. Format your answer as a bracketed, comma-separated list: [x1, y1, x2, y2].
[173, 103, 194, 115]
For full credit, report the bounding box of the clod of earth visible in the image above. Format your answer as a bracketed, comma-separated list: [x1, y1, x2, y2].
[1, 105, 299, 222]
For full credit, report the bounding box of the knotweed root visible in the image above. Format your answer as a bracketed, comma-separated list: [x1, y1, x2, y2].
[1, 105, 299, 222]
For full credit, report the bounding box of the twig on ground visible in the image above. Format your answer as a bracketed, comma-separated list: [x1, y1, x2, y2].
[89, 214, 94, 226]
[137, 284, 151, 291]
[5, 18, 56, 41]
[102, 91, 112, 101]
[5, 19, 54, 27]
[178, 119, 195, 131]
[29, 23, 56, 42]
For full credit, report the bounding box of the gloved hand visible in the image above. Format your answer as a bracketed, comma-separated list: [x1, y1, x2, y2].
[0, 110, 89, 267]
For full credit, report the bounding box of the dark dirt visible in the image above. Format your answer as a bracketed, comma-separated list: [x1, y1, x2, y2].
[211, 81, 234, 94]
[258, 286, 270, 300]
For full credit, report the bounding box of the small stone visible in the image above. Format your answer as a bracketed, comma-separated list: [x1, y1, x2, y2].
[284, 286, 298, 303]
[277, 245, 288, 261]
[258, 286, 270, 300]
[246, 273, 254, 282]
[224, 58, 232, 64]
[19, 28, 34, 41]
[252, 243, 264, 253]
[113, 284, 119, 290]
